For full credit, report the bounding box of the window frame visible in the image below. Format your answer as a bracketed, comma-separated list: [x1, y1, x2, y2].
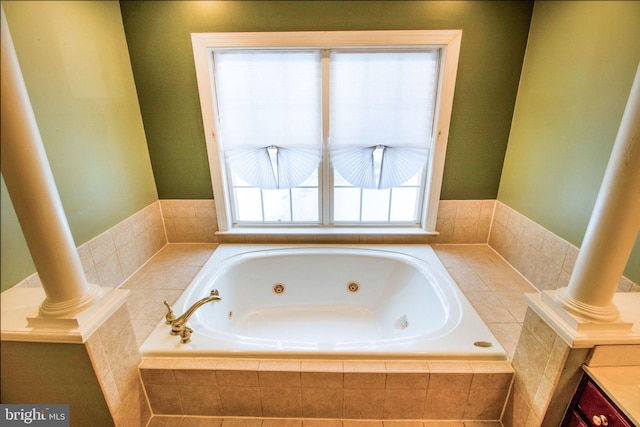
[191, 30, 462, 234]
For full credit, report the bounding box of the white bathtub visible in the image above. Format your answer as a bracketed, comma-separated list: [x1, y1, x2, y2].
[140, 244, 507, 360]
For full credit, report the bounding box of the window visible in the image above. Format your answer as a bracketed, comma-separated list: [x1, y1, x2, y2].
[192, 31, 462, 233]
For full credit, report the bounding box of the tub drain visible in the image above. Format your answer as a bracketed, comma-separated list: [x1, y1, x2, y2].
[347, 281, 360, 293]
[272, 283, 285, 295]
[474, 341, 493, 348]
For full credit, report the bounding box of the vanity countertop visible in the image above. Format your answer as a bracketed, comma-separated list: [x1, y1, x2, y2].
[583, 364, 640, 425]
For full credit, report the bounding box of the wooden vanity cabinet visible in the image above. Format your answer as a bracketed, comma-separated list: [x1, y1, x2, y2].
[563, 374, 635, 427]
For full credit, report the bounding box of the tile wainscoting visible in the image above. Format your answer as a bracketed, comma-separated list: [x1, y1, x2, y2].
[489, 201, 638, 293]
[14, 198, 637, 295]
[15, 202, 167, 290]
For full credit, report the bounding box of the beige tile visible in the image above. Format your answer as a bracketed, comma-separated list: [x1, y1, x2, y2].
[302, 388, 343, 418]
[434, 218, 455, 243]
[385, 372, 429, 390]
[531, 374, 554, 419]
[259, 370, 301, 387]
[474, 264, 535, 293]
[220, 419, 261, 427]
[175, 369, 218, 386]
[146, 384, 184, 415]
[501, 385, 530, 427]
[344, 422, 383, 427]
[175, 358, 219, 370]
[511, 327, 550, 406]
[428, 373, 472, 390]
[302, 420, 342, 427]
[463, 292, 517, 323]
[434, 245, 468, 268]
[147, 416, 183, 427]
[218, 386, 262, 416]
[260, 386, 302, 418]
[178, 385, 222, 416]
[343, 360, 386, 372]
[453, 219, 480, 243]
[343, 388, 385, 419]
[131, 319, 166, 347]
[385, 360, 429, 373]
[216, 369, 259, 387]
[300, 359, 342, 371]
[180, 417, 223, 427]
[344, 372, 386, 389]
[259, 359, 301, 371]
[131, 289, 184, 320]
[438, 200, 458, 219]
[447, 267, 490, 292]
[383, 421, 425, 427]
[487, 322, 522, 360]
[301, 371, 343, 389]
[470, 371, 512, 390]
[261, 419, 302, 427]
[140, 368, 177, 385]
[494, 291, 529, 322]
[456, 200, 482, 219]
[217, 359, 260, 371]
[424, 387, 469, 419]
[464, 388, 509, 419]
[530, 258, 562, 291]
[464, 423, 501, 427]
[523, 308, 556, 353]
[383, 388, 426, 419]
[96, 252, 125, 287]
[543, 337, 569, 384]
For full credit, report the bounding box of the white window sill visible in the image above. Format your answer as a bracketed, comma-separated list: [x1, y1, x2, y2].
[216, 227, 439, 236]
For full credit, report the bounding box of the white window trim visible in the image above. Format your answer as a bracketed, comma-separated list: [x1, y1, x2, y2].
[191, 30, 462, 233]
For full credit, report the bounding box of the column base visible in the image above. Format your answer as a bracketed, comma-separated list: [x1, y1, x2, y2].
[38, 283, 104, 318]
[1, 285, 130, 343]
[525, 291, 638, 348]
[554, 286, 621, 324]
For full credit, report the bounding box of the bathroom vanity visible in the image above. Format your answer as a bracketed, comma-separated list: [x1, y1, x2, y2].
[563, 366, 639, 427]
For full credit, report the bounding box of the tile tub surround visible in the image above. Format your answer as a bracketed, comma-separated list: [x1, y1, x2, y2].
[159, 199, 496, 245]
[14, 201, 167, 290]
[127, 243, 526, 422]
[501, 308, 590, 427]
[147, 418, 503, 426]
[139, 358, 513, 421]
[85, 303, 152, 426]
[489, 201, 638, 293]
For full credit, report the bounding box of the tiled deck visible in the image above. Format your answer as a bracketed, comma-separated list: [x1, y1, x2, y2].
[147, 418, 502, 426]
[122, 243, 537, 426]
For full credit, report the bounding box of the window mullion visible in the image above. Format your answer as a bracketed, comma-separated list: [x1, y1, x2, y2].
[321, 50, 332, 226]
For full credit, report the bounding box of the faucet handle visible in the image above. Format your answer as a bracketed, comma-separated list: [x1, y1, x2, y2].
[180, 326, 193, 344]
[163, 301, 176, 325]
[210, 289, 219, 296]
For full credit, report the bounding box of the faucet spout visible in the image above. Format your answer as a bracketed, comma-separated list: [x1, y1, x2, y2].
[164, 289, 221, 337]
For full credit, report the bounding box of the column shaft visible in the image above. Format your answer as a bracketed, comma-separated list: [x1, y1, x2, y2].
[558, 63, 640, 321]
[1, 6, 98, 315]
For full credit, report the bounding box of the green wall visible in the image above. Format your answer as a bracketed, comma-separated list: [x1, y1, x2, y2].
[498, 1, 640, 282]
[1, 1, 158, 291]
[120, 0, 533, 200]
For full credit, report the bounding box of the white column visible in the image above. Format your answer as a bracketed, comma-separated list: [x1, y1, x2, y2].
[1, 6, 101, 317]
[555, 62, 640, 322]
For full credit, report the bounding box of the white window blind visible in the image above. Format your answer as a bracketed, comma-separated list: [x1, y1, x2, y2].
[329, 50, 438, 189]
[214, 50, 322, 189]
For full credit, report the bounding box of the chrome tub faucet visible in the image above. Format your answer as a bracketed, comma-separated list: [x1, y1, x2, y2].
[163, 289, 221, 343]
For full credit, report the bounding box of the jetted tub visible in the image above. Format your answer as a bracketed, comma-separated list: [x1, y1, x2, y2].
[140, 244, 507, 360]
